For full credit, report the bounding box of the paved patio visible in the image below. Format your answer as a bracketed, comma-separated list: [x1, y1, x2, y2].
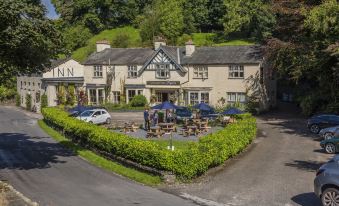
[113, 126, 223, 141]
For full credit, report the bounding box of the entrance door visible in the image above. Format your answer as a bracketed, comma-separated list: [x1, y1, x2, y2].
[156, 91, 176, 103]
[162, 93, 169, 102]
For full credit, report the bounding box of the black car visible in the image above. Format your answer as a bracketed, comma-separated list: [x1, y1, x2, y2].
[307, 114, 339, 134]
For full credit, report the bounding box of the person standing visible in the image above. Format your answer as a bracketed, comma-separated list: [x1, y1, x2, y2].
[144, 108, 150, 131]
[153, 110, 159, 126]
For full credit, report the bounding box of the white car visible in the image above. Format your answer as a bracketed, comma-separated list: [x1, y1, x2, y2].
[76, 109, 111, 124]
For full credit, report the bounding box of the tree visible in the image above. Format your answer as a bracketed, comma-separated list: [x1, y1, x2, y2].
[62, 24, 93, 53]
[0, 0, 62, 75]
[222, 0, 276, 40]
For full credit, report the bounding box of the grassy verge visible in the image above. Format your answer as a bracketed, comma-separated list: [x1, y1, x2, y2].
[38, 120, 162, 186]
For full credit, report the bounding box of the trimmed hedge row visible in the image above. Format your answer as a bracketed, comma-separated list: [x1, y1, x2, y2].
[42, 107, 256, 179]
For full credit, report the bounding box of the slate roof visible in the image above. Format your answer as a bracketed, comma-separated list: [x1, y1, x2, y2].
[83, 48, 154, 65]
[83, 45, 263, 66]
[43, 57, 73, 72]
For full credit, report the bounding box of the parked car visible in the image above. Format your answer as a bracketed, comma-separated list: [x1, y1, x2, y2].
[175, 107, 193, 121]
[319, 126, 339, 140]
[314, 155, 339, 205]
[320, 137, 339, 154]
[307, 114, 339, 134]
[76, 109, 111, 124]
[68, 106, 101, 117]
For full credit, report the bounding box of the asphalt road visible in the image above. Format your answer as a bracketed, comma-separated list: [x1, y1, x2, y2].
[0, 106, 196, 206]
[171, 112, 332, 206]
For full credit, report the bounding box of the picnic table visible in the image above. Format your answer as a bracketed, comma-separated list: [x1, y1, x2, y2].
[122, 122, 138, 133]
[147, 126, 163, 138]
[182, 125, 200, 137]
[158, 123, 176, 133]
[195, 121, 211, 132]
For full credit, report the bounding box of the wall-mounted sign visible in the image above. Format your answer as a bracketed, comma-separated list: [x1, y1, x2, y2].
[146, 81, 180, 85]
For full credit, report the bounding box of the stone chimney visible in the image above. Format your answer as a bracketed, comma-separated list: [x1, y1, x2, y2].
[154, 36, 166, 50]
[185, 39, 195, 56]
[96, 40, 111, 52]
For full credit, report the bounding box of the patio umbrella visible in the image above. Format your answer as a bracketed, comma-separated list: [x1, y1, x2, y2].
[221, 107, 244, 115]
[151, 101, 179, 110]
[192, 102, 213, 111]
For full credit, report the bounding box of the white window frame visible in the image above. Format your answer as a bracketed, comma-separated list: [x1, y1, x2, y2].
[227, 92, 246, 103]
[188, 91, 210, 105]
[128, 65, 138, 78]
[156, 64, 170, 79]
[112, 91, 120, 104]
[193, 66, 208, 79]
[89, 89, 97, 104]
[229, 65, 244, 79]
[127, 90, 136, 102]
[94, 65, 103, 77]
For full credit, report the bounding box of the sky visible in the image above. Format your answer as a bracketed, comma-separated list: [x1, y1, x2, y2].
[41, 0, 59, 19]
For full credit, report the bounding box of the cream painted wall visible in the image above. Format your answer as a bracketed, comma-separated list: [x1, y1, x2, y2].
[17, 76, 43, 112]
[43, 59, 84, 78]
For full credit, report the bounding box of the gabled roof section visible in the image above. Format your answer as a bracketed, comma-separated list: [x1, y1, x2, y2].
[138, 46, 186, 75]
[44, 57, 74, 72]
[83, 48, 154, 65]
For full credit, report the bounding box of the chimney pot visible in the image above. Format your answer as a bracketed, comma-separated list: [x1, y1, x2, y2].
[185, 39, 195, 56]
[96, 40, 111, 52]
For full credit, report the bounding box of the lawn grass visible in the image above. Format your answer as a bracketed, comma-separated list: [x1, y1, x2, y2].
[38, 120, 162, 186]
[72, 26, 142, 62]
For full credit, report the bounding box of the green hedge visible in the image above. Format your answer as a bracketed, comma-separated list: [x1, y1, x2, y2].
[42, 107, 256, 179]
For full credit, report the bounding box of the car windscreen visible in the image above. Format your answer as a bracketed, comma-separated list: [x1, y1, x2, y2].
[80, 110, 94, 117]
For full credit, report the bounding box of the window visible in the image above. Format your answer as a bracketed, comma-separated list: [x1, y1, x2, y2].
[94, 65, 103, 77]
[156, 64, 170, 79]
[89, 89, 97, 104]
[112, 91, 120, 104]
[38, 83, 41, 88]
[188, 91, 210, 105]
[128, 66, 138, 78]
[20, 81, 22, 89]
[33, 82, 35, 87]
[93, 111, 101, 116]
[201, 92, 209, 103]
[229, 65, 244, 79]
[137, 90, 143, 95]
[227, 92, 246, 103]
[98, 89, 104, 104]
[189, 92, 199, 105]
[193, 66, 208, 79]
[128, 90, 136, 102]
[28, 82, 31, 86]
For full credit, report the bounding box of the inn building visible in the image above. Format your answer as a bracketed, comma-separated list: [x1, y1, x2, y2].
[17, 38, 276, 112]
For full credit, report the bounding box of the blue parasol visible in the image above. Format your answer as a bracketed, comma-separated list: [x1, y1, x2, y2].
[192, 102, 214, 111]
[221, 107, 244, 115]
[151, 101, 179, 110]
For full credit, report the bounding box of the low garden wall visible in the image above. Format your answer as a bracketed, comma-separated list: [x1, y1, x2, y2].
[42, 107, 256, 180]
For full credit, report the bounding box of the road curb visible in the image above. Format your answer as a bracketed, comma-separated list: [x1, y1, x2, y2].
[0, 180, 39, 206]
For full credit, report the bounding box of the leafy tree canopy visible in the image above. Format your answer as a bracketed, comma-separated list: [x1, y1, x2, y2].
[0, 0, 62, 76]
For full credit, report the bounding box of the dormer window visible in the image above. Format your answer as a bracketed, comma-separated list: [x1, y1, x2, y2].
[156, 64, 170, 79]
[128, 65, 138, 78]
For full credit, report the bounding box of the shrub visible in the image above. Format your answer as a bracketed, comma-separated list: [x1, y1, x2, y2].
[66, 85, 76, 106]
[25, 94, 32, 111]
[15, 93, 20, 106]
[41, 94, 48, 111]
[0, 86, 16, 102]
[42, 108, 256, 179]
[129, 95, 147, 107]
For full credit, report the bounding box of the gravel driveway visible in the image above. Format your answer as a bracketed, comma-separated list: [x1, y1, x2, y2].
[165, 112, 332, 206]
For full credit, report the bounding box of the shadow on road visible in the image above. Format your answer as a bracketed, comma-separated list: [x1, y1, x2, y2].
[291, 192, 322, 206]
[285, 160, 323, 172]
[0, 133, 75, 170]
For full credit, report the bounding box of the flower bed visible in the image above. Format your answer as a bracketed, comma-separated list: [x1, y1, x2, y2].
[42, 107, 256, 180]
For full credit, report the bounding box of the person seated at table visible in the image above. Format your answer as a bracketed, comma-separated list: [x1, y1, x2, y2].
[152, 110, 159, 126]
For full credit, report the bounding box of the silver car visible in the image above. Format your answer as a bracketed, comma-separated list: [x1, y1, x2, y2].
[314, 155, 339, 205]
[319, 126, 339, 140]
[76, 109, 111, 124]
